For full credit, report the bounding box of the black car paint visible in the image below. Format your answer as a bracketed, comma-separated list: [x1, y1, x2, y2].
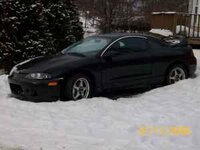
[8, 33, 197, 101]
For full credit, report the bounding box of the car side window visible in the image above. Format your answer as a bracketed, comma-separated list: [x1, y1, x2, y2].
[108, 37, 148, 54]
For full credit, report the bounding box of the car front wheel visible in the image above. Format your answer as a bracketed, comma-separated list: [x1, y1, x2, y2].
[64, 74, 92, 100]
[166, 65, 187, 85]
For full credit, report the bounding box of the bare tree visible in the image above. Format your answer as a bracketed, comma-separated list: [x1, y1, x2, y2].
[141, 0, 189, 14]
[75, 0, 142, 33]
[95, 0, 141, 32]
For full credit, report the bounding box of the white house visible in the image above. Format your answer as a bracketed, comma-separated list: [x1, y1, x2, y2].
[188, 0, 200, 28]
[189, 0, 200, 14]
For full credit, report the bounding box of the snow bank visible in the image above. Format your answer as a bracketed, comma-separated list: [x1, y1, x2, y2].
[150, 29, 173, 37]
[151, 26, 200, 38]
[0, 51, 200, 150]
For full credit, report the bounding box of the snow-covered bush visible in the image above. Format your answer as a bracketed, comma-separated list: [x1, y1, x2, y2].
[0, 0, 83, 72]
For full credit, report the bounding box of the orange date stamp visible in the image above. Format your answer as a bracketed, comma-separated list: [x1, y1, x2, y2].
[138, 126, 191, 136]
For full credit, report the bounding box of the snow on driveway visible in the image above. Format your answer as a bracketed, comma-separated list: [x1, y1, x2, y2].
[0, 51, 200, 150]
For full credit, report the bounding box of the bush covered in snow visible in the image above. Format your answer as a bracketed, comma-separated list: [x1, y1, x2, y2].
[0, 0, 83, 72]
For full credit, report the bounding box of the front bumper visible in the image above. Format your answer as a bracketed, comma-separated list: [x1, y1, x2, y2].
[8, 75, 63, 102]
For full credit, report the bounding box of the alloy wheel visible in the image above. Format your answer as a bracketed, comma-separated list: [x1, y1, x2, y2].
[72, 78, 90, 100]
[169, 67, 186, 84]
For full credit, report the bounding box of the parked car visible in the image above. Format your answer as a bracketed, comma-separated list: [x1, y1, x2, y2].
[8, 33, 197, 101]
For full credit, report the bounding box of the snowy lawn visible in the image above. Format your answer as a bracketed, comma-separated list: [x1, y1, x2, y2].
[0, 51, 200, 150]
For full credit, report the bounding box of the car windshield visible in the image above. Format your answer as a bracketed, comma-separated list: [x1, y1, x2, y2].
[62, 37, 112, 56]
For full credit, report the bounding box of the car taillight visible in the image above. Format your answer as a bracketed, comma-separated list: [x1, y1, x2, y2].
[187, 46, 197, 65]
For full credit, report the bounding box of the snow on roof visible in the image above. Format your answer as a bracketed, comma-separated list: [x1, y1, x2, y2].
[152, 12, 177, 15]
[150, 29, 173, 37]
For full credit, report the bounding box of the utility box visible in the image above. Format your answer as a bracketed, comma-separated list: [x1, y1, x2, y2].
[150, 12, 178, 33]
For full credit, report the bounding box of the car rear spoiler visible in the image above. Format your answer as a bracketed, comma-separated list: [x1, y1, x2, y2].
[162, 35, 188, 47]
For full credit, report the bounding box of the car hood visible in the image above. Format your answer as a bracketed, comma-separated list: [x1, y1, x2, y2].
[16, 54, 86, 74]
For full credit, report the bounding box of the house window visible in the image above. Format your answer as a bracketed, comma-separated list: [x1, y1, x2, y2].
[195, 6, 198, 14]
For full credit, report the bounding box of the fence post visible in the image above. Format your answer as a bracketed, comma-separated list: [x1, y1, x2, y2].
[173, 13, 178, 35]
[198, 15, 200, 37]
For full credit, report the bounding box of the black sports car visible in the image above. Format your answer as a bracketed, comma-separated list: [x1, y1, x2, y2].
[8, 33, 197, 101]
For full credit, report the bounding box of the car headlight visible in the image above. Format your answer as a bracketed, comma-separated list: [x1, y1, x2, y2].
[25, 73, 52, 80]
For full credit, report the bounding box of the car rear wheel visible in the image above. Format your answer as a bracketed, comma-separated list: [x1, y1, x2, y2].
[166, 65, 187, 85]
[64, 74, 92, 100]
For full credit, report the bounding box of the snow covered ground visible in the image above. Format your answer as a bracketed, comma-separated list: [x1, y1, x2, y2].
[0, 51, 200, 150]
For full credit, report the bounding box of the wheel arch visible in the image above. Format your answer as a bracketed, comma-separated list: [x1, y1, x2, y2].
[60, 69, 97, 99]
[164, 60, 189, 84]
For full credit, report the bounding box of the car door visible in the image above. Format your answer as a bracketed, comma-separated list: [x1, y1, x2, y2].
[101, 37, 152, 89]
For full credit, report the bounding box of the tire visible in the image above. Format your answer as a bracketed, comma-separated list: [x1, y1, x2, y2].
[166, 64, 188, 85]
[64, 74, 92, 100]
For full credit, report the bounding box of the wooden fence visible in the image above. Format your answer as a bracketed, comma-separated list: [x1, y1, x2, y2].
[151, 12, 200, 44]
